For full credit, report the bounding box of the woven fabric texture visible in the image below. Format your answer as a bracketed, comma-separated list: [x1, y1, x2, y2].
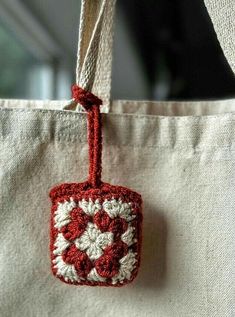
[0, 104, 235, 316]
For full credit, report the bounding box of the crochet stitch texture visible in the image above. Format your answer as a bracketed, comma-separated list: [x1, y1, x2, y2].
[49, 86, 143, 286]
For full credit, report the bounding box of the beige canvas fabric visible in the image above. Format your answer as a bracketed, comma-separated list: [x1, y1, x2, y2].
[0, 0, 235, 316]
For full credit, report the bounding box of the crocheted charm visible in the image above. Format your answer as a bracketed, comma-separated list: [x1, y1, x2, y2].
[49, 86, 143, 287]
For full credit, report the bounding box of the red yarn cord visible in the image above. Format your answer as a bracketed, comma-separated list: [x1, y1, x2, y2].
[87, 105, 102, 187]
[87, 108, 95, 185]
[90, 105, 102, 187]
[72, 85, 103, 188]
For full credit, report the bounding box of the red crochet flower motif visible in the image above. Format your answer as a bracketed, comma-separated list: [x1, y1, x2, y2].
[108, 218, 128, 239]
[94, 210, 128, 239]
[63, 245, 92, 278]
[93, 211, 111, 231]
[104, 241, 128, 259]
[61, 208, 90, 240]
[95, 255, 119, 278]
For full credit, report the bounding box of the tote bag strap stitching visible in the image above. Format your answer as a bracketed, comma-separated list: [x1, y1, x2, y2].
[72, 0, 235, 114]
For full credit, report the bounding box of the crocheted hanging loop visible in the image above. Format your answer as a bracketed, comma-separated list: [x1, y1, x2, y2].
[49, 85, 143, 287]
[72, 85, 103, 188]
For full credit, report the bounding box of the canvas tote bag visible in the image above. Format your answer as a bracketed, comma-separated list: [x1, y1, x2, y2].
[0, 0, 235, 316]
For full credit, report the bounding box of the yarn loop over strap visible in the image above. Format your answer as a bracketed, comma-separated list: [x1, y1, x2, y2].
[72, 85, 103, 111]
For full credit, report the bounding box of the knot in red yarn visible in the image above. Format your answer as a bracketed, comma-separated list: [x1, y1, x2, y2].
[72, 85, 103, 111]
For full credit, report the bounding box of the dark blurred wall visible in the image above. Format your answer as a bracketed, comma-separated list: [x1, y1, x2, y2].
[119, 0, 235, 100]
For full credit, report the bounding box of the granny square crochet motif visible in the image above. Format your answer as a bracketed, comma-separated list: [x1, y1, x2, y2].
[50, 182, 142, 286]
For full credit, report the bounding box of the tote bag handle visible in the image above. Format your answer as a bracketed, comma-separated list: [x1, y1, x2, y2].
[73, 0, 116, 113]
[72, 0, 235, 113]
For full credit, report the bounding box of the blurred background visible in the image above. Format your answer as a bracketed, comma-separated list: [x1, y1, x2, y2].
[0, 0, 234, 101]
